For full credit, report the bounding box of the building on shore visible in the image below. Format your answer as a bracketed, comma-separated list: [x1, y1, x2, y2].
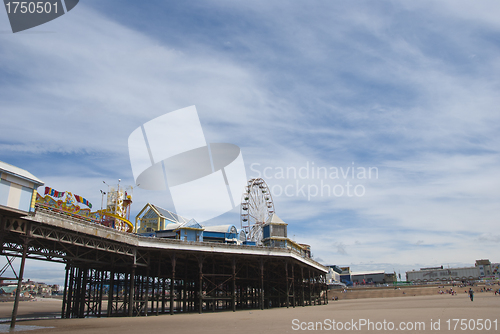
[334, 267, 396, 285]
[326, 265, 342, 284]
[405, 259, 499, 283]
[0, 279, 59, 297]
[350, 270, 397, 284]
[492, 263, 500, 278]
[339, 267, 352, 284]
[476, 259, 492, 277]
[325, 265, 342, 284]
[406, 266, 479, 283]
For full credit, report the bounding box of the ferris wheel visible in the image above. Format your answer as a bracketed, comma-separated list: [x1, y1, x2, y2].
[240, 178, 275, 245]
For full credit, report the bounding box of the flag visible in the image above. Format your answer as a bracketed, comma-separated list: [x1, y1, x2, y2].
[74, 194, 92, 209]
[44, 187, 65, 198]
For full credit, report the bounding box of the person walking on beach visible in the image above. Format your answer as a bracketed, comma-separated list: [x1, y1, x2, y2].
[469, 288, 474, 301]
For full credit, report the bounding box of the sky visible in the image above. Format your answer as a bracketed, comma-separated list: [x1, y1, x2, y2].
[1, 0, 500, 285]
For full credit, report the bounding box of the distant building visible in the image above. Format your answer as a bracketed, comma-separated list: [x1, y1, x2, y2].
[406, 266, 479, 282]
[406, 259, 498, 282]
[339, 267, 352, 284]
[325, 265, 342, 284]
[351, 270, 386, 284]
[384, 273, 397, 284]
[0, 285, 17, 295]
[0, 279, 58, 297]
[420, 266, 444, 270]
[333, 268, 396, 285]
[0, 160, 43, 214]
[491, 263, 500, 278]
[476, 259, 492, 277]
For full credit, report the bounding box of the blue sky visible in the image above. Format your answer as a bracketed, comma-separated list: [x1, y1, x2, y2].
[1, 0, 500, 284]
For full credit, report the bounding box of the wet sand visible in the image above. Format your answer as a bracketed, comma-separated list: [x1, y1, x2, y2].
[0, 298, 62, 322]
[1, 292, 499, 333]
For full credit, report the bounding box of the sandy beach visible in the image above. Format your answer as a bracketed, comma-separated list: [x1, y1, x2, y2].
[0, 289, 499, 333]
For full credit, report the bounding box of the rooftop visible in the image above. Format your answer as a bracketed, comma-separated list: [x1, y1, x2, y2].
[0, 160, 44, 185]
[151, 204, 190, 224]
[351, 270, 386, 276]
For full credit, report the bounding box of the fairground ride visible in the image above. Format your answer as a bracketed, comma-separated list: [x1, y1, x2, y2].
[240, 178, 274, 245]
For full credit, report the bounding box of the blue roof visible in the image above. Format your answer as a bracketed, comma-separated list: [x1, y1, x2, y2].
[203, 225, 237, 234]
[151, 204, 190, 224]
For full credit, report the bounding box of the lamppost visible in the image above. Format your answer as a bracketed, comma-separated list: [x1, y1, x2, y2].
[102, 180, 110, 192]
[100, 189, 106, 211]
[102, 181, 111, 226]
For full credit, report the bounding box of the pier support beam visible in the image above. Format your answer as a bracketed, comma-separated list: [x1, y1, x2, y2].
[198, 258, 203, 314]
[260, 260, 264, 310]
[285, 261, 289, 308]
[232, 257, 236, 312]
[10, 238, 27, 330]
[292, 265, 295, 308]
[128, 266, 136, 317]
[61, 263, 70, 318]
[301, 267, 305, 307]
[170, 254, 176, 315]
[107, 269, 114, 317]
